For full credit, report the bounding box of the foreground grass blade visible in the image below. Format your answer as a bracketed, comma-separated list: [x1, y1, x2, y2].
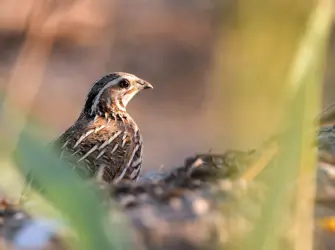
[240, 1, 333, 250]
[14, 128, 130, 250]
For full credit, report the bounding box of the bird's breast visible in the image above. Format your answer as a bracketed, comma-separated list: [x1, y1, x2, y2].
[54, 115, 142, 182]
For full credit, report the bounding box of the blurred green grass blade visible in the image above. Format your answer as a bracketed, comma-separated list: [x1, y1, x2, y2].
[14, 128, 130, 250]
[240, 1, 333, 250]
[288, 0, 333, 100]
[287, 1, 332, 250]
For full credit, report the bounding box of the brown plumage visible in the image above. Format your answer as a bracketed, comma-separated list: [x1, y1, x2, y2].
[50, 72, 153, 183]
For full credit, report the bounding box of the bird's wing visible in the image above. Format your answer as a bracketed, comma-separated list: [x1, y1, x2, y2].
[112, 131, 143, 182]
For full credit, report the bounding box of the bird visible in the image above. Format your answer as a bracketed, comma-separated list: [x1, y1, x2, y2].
[49, 72, 153, 184]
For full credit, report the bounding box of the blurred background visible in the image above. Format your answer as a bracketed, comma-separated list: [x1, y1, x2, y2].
[0, 0, 333, 172]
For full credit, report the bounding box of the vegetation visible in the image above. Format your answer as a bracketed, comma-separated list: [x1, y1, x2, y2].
[0, 0, 334, 249]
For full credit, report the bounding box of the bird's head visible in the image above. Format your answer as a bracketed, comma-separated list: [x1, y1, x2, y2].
[82, 72, 153, 118]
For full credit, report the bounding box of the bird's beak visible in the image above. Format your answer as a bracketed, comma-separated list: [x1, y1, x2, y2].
[136, 79, 153, 90]
[143, 81, 153, 90]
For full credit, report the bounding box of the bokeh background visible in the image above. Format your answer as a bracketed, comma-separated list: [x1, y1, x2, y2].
[0, 0, 333, 173]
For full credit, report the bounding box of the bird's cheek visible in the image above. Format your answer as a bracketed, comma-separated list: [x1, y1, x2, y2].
[122, 90, 138, 106]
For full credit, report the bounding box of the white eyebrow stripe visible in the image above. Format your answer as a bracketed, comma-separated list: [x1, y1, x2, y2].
[90, 75, 140, 115]
[90, 78, 120, 115]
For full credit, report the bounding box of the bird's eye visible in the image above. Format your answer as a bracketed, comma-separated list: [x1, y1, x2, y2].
[119, 79, 130, 89]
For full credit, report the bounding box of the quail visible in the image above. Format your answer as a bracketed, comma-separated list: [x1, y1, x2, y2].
[50, 72, 153, 184]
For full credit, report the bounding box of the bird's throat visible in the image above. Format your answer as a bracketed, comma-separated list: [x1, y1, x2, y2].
[102, 100, 127, 120]
[113, 98, 126, 112]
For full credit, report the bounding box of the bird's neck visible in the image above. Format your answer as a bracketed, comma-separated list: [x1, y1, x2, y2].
[106, 106, 128, 121]
[80, 99, 128, 121]
[111, 99, 127, 113]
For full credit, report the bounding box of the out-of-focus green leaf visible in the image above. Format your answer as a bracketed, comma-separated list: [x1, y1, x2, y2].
[13, 126, 130, 250]
[238, 1, 333, 250]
